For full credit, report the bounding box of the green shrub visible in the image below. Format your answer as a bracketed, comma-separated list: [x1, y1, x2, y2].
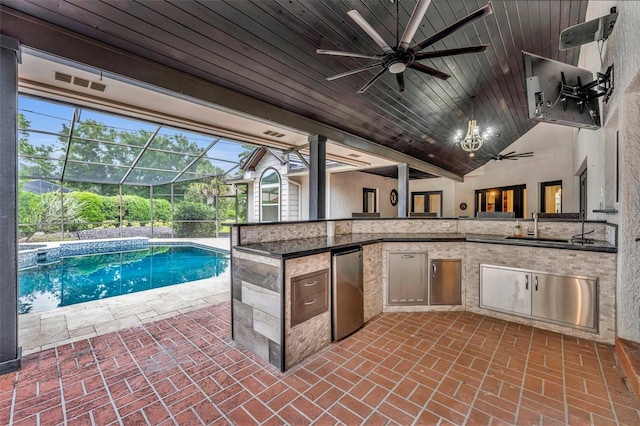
[152, 198, 171, 221]
[174, 202, 216, 237]
[121, 195, 150, 222]
[18, 190, 41, 236]
[65, 192, 105, 225]
[101, 197, 120, 221]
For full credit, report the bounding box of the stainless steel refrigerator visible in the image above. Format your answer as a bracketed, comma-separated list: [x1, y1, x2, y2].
[331, 247, 363, 340]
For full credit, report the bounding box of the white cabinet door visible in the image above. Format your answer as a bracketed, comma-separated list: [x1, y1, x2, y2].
[480, 265, 531, 316]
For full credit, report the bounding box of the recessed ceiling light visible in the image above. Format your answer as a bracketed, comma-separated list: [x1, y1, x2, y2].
[428, 153, 435, 158]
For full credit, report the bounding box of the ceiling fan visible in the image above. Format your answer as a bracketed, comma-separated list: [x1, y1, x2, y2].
[492, 151, 534, 161]
[317, 0, 493, 93]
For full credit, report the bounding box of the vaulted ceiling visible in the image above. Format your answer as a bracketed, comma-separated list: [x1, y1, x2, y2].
[0, 0, 588, 178]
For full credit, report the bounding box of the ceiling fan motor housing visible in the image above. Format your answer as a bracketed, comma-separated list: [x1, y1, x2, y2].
[384, 50, 415, 74]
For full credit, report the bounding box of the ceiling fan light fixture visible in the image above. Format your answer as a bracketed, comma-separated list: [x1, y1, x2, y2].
[317, 3, 492, 93]
[388, 61, 406, 74]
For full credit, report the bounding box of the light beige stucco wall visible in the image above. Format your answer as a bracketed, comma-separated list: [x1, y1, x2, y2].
[328, 170, 398, 219]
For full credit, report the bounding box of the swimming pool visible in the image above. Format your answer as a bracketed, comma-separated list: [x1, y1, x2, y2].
[18, 245, 229, 314]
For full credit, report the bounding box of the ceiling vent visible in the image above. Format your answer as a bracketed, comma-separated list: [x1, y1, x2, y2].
[54, 72, 72, 83]
[263, 130, 286, 138]
[53, 70, 107, 92]
[90, 81, 107, 92]
[73, 77, 90, 88]
[347, 153, 361, 158]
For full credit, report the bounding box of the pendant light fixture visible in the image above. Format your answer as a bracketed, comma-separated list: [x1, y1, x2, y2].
[454, 96, 492, 157]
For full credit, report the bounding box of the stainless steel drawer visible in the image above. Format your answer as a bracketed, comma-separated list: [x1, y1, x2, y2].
[294, 271, 328, 299]
[292, 269, 329, 326]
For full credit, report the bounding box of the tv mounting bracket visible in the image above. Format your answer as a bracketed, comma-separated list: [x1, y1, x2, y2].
[560, 63, 614, 115]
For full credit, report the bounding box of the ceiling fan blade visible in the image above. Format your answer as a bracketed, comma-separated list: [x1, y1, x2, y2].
[326, 63, 384, 81]
[502, 151, 516, 157]
[396, 72, 405, 92]
[398, 0, 432, 50]
[412, 3, 493, 52]
[347, 9, 394, 53]
[414, 44, 489, 60]
[316, 49, 383, 60]
[408, 62, 450, 80]
[357, 67, 388, 94]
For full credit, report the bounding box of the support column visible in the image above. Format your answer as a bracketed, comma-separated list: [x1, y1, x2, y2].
[0, 35, 22, 374]
[617, 91, 640, 341]
[308, 135, 327, 220]
[398, 163, 409, 218]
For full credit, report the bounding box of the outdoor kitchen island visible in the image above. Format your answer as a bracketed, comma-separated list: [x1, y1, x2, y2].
[230, 218, 617, 371]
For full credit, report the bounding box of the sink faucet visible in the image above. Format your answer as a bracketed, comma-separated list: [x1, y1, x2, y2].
[529, 212, 539, 238]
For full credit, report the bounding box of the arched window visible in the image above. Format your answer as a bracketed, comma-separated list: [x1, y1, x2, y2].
[260, 168, 280, 222]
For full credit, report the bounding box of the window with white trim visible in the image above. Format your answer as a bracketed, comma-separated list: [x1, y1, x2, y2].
[260, 169, 280, 222]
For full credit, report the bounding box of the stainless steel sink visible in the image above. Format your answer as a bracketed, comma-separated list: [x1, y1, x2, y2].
[505, 236, 570, 243]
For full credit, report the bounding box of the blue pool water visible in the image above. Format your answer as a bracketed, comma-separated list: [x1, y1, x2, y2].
[18, 245, 229, 314]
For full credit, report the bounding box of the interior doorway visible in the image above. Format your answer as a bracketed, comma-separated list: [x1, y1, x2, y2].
[363, 188, 377, 213]
[411, 191, 443, 217]
[540, 180, 563, 213]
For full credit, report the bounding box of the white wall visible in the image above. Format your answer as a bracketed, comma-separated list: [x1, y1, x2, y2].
[328, 170, 397, 219]
[318, 122, 579, 220]
[289, 175, 309, 220]
[575, 0, 640, 342]
[455, 123, 576, 218]
[250, 155, 290, 222]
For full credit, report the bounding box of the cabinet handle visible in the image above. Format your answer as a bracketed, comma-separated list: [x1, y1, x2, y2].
[402, 254, 414, 259]
[304, 299, 317, 306]
[304, 281, 318, 287]
[535, 276, 539, 291]
[433, 263, 437, 277]
[525, 275, 529, 290]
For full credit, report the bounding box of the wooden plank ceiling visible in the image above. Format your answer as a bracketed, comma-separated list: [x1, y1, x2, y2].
[2, 0, 588, 178]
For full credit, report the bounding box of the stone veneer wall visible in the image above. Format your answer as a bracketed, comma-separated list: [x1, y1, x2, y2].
[465, 242, 616, 344]
[235, 219, 612, 245]
[458, 220, 607, 240]
[352, 219, 458, 234]
[239, 222, 326, 244]
[381, 242, 466, 313]
[284, 253, 331, 369]
[348, 218, 608, 241]
[333, 220, 352, 236]
[231, 249, 282, 368]
[363, 243, 382, 322]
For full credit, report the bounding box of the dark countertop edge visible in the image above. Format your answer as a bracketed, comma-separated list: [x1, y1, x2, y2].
[464, 237, 617, 253]
[233, 234, 616, 259]
[230, 218, 608, 227]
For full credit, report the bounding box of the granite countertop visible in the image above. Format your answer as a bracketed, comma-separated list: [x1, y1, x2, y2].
[234, 233, 617, 259]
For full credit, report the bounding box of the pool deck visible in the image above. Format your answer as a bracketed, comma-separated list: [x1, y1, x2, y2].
[18, 237, 231, 355]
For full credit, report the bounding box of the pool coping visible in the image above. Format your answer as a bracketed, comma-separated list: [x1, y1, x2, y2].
[18, 237, 149, 270]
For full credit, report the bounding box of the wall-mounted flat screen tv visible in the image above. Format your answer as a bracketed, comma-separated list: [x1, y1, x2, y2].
[523, 51, 601, 130]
